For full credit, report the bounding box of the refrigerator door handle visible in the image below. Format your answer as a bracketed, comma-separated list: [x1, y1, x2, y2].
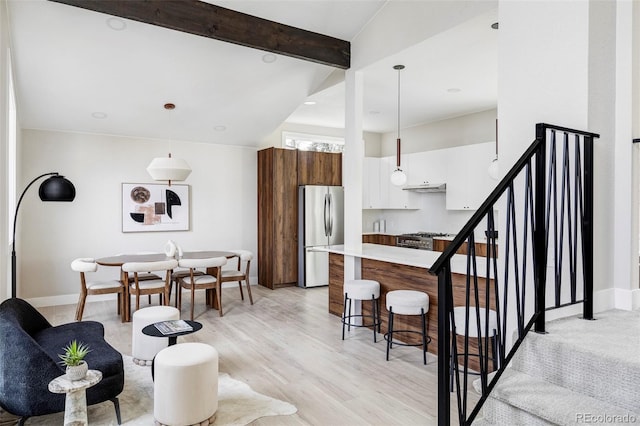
[327, 193, 333, 237]
[324, 193, 330, 237]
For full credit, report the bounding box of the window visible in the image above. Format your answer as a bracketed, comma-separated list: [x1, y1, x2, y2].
[282, 131, 344, 153]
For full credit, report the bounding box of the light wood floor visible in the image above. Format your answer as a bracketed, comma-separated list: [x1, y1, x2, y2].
[37, 285, 461, 425]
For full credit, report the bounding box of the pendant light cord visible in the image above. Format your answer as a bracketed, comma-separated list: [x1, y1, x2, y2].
[397, 68, 401, 141]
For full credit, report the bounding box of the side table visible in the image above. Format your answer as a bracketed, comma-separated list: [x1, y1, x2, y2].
[142, 320, 202, 346]
[48, 369, 102, 426]
[142, 320, 202, 379]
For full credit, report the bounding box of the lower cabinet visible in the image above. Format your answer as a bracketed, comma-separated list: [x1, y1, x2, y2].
[433, 238, 494, 258]
[362, 234, 397, 246]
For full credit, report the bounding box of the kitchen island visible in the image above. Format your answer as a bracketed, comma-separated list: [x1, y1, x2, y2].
[317, 244, 495, 361]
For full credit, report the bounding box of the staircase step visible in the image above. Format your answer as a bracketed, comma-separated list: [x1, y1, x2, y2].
[470, 418, 492, 426]
[474, 368, 638, 425]
[480, 395, 554, 425]
[512, 310, 640, 413]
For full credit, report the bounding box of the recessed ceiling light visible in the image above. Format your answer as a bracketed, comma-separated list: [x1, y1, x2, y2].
[262, 54, 277, 64]
[304, 101, 316, 105]
[91, 112, 107, 119]
[447, 88, 461, 93]
[491, 22, 499, 30]
[106, 17, 127, 31]
[214, 125, 226, 132]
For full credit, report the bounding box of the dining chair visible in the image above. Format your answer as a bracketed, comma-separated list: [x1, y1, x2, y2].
[118, 252, 163, 304]
[177, 257, 227, 320]
[70, 258, 125, 322]
[170, 268, 204, 307]
[220, 250, 254, 305]
[122, 259, 178, 321]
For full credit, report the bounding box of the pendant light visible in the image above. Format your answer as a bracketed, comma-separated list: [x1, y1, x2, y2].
[390, 64, 407, 186]
[147, 103, 192, 186]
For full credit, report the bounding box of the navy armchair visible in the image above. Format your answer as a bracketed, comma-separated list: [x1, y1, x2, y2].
[0, 298, 124, 425]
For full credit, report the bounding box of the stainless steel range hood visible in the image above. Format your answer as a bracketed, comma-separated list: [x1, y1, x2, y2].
[402, 182, 446, 193]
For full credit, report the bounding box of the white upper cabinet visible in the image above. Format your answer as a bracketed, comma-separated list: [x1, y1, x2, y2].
[363, 142, 495, 211]
[445, 142, 496, 210]
[362, 156, 419, 209]
[405, 149, 447, 185]
[382, 156, 419, 209]
[363, 157, 382, 209]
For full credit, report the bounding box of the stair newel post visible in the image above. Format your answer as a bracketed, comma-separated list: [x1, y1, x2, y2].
[437, 261, 452, 426]
[582, 134, 594, 320]
[534, 124, 548, 333]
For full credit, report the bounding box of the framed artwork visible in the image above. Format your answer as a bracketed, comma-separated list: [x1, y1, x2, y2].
[122, 183, 190, 232]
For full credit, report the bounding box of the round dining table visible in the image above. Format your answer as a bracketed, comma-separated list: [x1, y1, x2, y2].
[95, 251, 237, 267]
[96, 251, 237, 321]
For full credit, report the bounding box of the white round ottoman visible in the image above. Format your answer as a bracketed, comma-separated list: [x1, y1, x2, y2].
[154, 342, 219, 426]
[132, 306, 180, 366]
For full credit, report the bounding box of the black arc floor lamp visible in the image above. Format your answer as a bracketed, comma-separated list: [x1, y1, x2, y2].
[11, 172, 76, 298]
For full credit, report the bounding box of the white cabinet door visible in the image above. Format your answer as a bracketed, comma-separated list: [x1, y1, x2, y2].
[363, 157, 382, 209]
[383, 156, 419, 209]
[406, 150, 447, 185]
[446, 142, 496, 210]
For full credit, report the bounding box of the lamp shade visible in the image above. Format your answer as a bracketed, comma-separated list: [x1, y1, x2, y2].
[390, 168, 407, 186]
[147, 156, 192, 181]
[38, 175, 76, 201]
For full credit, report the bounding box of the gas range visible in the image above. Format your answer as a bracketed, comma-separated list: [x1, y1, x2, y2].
[396, 232, 452, 250]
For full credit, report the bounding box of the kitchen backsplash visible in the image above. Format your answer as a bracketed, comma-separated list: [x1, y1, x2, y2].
[363, 196, 494, 236]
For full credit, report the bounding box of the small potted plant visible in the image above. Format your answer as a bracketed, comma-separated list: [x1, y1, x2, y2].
[58, 340, 91, 381]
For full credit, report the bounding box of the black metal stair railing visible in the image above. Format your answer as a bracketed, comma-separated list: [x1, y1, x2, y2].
[430, 123, 599, 425]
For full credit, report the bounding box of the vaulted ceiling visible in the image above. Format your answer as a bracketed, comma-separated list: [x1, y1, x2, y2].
[7, 0, 497, 147]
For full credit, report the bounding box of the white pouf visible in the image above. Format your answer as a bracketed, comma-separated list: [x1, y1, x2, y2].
[154, 342, 219, 426]
[132, 306, 180, 365]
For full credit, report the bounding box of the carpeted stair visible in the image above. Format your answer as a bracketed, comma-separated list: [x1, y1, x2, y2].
[473, 309, 640, 425]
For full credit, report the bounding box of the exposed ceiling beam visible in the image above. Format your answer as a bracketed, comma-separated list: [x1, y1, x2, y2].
[48, 0, 350, 69]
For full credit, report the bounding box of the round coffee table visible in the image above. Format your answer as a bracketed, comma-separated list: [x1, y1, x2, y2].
[142, 320, 202, 346]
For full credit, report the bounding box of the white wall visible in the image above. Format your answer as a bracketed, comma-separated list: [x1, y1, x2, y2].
[380, 108, 497, 156]
[16, 129, 257, 301]
[498, 0, 638, 308]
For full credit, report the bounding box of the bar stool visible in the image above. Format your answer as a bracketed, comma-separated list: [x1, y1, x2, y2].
[385, 290, 430, 365]
[341, 279, 381, 342]
[450, 306, 499, 388]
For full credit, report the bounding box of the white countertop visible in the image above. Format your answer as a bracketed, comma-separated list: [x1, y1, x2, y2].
[316, 243, 486, 275]
[318, 243, 439, 269]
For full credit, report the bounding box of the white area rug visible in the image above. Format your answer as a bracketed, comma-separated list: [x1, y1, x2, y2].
[26, 356, 297, 425]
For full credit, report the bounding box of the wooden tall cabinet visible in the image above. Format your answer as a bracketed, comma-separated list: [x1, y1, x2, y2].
[258, 148, 298, 289]
[257, 148, 342, 289]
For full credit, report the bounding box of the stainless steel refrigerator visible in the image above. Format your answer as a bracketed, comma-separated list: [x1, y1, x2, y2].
[298, 185, 344, 288]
